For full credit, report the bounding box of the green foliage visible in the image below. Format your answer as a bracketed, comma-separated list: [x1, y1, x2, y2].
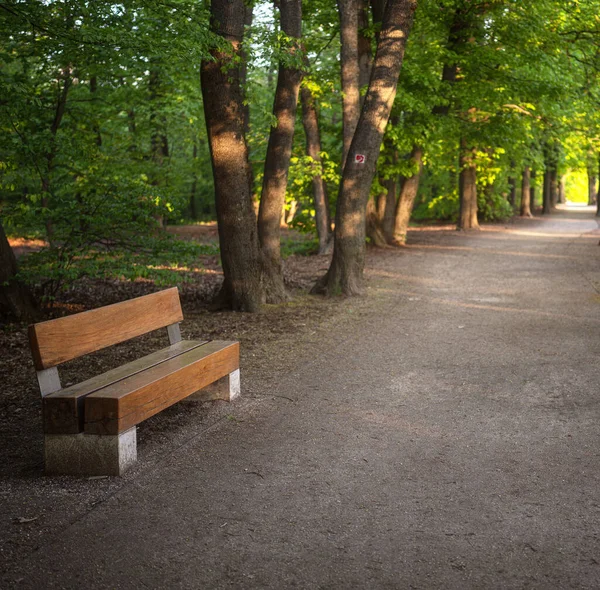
[17, 234, 217, 300]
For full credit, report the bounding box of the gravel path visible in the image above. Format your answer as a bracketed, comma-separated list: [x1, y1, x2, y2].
[2, 205, 599, 589]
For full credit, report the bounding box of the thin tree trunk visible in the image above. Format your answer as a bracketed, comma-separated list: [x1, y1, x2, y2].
[240, 3, 254, 137]
[313, 0, 418, 296]
[557, 174, 566, 204]
[257, 0, 303, 303]
[0, 219, 39, 323]
[530, 169, 536, 212]
[550, 168, 558, 208]
[520, 166, 532, 218]
[201, 0, 264, 311]
[375, 115, 399, 243]
[338, 0, 360, 167]
[542, 168, 551, 214]
[357, 0, 372, 100]
[190, 141, 198, 220]
[458, 140, 479, 229]
[149, 68, 170, 228]
[300, 85, 331, 254]
[393, 145, 423, 244]
[508, 176, 516, 208]
[41, 67, 72, 243]
[378, 175, 397, 242]
[588, 167, 598, 206]
[508, 161, 516, 208]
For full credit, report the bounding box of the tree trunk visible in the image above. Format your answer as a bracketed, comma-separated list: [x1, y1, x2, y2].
[257, 0, 303, 303]
[240, 3, 254, 137]
[458, 140, 479, 230]
[378, 175, 397, 242]
[588, 167, 598, 206]
[557, 174, 565, 204]
[530, 169, 536, 212]
[357, 0, 372, 99]
[41, 68, 72, 243]
[313, 0, 418, 296]
[520, 166, 532, 218]
[393, 145, 423, 244]
[201, 0, 264, 312]
[190, 141, 198, 220]
[338, 0, 361, 167]
[0, 220, 39, 323]
[542, 169, 551, 214]
[149, 68, 170, 228]
[300, 85, 331, 254]
[508, 162, 516, 208]
[550, 168, 558, 208]
[366, 198, 388, 247]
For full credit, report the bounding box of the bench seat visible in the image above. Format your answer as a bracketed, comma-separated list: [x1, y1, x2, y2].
[43, 339, 209, 435]
[84, 340, 239, 435]
[30, 288, 241, 476]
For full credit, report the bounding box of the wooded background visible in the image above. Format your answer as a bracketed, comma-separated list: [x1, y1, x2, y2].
[1, 0, 599, 319]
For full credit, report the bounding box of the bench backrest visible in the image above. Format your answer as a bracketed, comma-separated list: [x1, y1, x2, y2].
[29, 288, 183, 370]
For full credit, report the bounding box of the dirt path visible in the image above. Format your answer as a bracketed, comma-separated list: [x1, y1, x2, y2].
[2, 206, 599, 589]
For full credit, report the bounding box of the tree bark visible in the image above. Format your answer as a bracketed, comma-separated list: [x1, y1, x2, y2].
[457, 140, 479, 230]
[240, 3, 254, 137]
[201, 0, 264, 311]
[520, 166, 532, 218]
[550, 167, 558, 208]
[542, 169, 551, 215]
[0, 220, 39, 323]
[508, 169, 516, 208]
[190, 141, 198, 220]
[378, 175, 397, 242]
[313, 0, 418, 296]
[530, 169, 536, 212]
[257, 0, 303, 303]
[41, 67, 72, 243]
[338, 0, 361, 167]
[357, 0, 372, 98]
[588, 167, 598, 206]
[366, 197, 388, 247]
[557, 174, 566, 204]
[300, 85, 331, 254]
[393, 145, 423, 244]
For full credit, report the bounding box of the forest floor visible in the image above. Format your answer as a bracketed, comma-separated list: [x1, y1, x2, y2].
[1, 204, 599, 588]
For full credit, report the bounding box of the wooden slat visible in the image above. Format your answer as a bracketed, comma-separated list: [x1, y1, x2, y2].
[29, 288, 183, 370]
[43, 340, 207, 434]
[84, 341, 239, 435]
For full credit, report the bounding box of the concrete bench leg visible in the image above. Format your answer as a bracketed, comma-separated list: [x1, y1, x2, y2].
[45, 427, 137, 476]
[189, 368, 240, 402]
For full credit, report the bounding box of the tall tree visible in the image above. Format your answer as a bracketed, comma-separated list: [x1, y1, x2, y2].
[258, 0, 304, 303]
[201, 0, 265, 311]
[314, 0, 418, 296]
[301, 84, 332, 254]
[520, 166, 532, 218]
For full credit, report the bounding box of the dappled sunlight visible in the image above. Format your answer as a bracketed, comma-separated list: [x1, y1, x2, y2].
[503, 230, 599, 239]
[145, 265, 221, 275]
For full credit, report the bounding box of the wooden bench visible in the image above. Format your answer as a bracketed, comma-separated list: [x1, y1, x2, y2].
[28, 288, 240, 476]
